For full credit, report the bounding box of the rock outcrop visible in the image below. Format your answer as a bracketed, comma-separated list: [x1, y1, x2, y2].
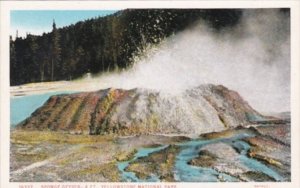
[18, 84, 264, 135]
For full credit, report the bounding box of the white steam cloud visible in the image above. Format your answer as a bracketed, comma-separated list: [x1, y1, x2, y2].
[84, 9, 290, 113]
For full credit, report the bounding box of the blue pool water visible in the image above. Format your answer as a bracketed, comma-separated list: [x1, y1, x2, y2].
[173, 134, 253, 182]
[118, 133, 283, 182]
[233, 140, 283, 181]
[117, 145, 168, 182]
[174, 139, 240, 182]
[10, 91, 76, 126]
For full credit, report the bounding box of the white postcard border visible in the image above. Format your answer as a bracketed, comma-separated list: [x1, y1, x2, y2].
[1, 1, 299, 188]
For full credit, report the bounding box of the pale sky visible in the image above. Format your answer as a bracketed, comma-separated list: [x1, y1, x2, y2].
[10, 10, 119, 39]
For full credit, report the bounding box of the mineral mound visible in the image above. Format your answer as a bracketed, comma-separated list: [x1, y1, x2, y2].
[18, 84, 264, 135]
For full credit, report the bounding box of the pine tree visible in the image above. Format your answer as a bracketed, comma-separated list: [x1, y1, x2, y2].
[10, 36, 17, 85]
[27, 35, 39, 82]
[39, 34, 50, 82]
[50, 20, 61, 81]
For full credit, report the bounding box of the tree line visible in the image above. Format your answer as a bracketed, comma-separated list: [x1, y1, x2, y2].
[10, 9, 243, 86]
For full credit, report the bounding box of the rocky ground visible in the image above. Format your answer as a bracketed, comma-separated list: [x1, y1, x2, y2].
[10, 121, 290, 182]
[244, 124, 291, 180]
[190, 123, 291, 182]
[188, 142, 250, 177]
[125, 145, 181, 181]
[10, 130, 190, 182]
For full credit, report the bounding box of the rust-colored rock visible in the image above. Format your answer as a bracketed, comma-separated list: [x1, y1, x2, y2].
[18, 85, 265, 135]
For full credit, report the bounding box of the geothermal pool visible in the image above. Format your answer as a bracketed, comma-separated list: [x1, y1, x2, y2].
[10, 91, 76, 126]
[117, 133, 283, 182]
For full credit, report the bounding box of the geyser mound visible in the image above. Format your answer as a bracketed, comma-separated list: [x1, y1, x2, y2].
[18, 84, 265, 135]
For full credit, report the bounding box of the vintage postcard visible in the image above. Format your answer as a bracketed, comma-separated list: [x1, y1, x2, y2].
[1, 1, 300, 188]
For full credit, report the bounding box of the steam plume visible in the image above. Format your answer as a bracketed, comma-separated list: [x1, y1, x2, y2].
[84, 9, 290, 113]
